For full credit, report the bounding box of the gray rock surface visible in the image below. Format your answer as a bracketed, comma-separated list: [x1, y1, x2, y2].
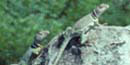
[48, 25, 130, 65]
[81, 26, 130, 65]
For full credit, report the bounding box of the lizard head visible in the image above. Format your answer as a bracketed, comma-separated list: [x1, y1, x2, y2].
[35, 30, 50, 41]
[93, 4, 109, 18]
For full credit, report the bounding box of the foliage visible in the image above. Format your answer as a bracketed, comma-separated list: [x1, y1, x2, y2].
[0, 0, 130, 65]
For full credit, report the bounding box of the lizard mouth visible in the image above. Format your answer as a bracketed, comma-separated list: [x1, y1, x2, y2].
[97, 4, 109, 13]
[99, 4, 109, 9]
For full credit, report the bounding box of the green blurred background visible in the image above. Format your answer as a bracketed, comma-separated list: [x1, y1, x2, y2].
[0, 0, 130, 65]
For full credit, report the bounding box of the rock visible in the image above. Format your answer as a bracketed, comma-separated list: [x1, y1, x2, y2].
[81, 26, 130, 65]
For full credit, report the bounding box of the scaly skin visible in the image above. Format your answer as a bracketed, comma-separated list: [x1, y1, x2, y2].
[73, 4, 109, 30]
[19, 30, 49, 65]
